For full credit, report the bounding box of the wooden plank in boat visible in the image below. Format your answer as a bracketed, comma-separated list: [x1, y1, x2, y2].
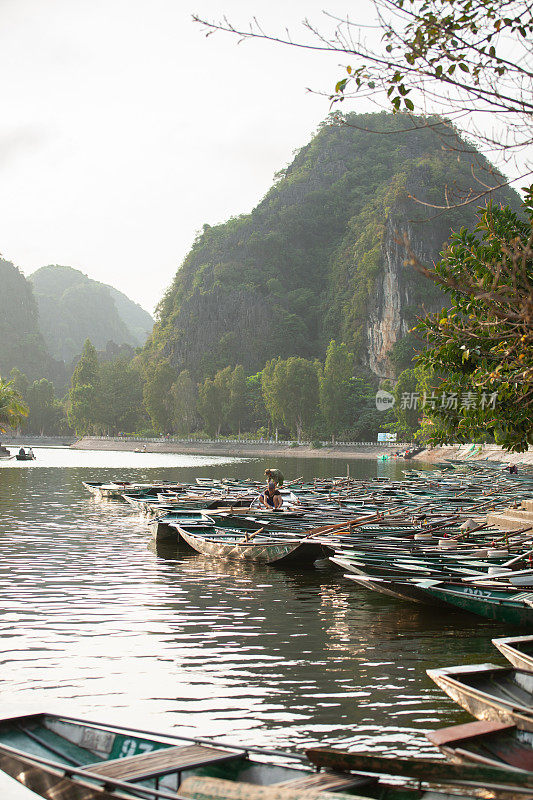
[276, 770, 377, 791]
[427, 720, 513, 746]
[179, 775, 364, 799]
[81, 743, 242, 781]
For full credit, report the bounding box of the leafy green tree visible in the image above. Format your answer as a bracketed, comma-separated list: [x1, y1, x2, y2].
[9, 368, 30, 401]
[198, 377, 223, 436]
[197, 365, 248, 436]
[319, 340, 353, 441]
[68, 339, 101, 435]
[416, 198, 533, 451]
[99, 359, 145, 434]
[246, 372, 267, 431]
[387, 368, 421, 441]
[0, 377, 29, 432]
[390, 334, 420, 375]
[213, 367, 233, 430]
[341, 375, 383, 441]
[26, 379, 66, 435]
[68, 384, 99, 436]
[262, 356, 321, 440]
[72, 339, 99, 386]
[261, 359, 282, 434]
[143, 360, 175, 433]
[171, 370, 198, 435]
[229, 365, 247, 434]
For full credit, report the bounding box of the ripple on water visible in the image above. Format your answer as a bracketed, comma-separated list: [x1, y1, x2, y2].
[0, 455, 508, 758]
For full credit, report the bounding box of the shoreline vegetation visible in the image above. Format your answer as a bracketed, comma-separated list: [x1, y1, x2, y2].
[67, 436, 533, 466]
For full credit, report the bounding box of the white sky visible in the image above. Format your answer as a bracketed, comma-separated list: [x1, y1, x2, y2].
[0, 0, 359, 313]
[0, 1, 529, 315]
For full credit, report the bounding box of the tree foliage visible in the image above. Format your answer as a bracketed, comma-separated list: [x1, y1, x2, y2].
[143, 360, 175, 434]
[262, 356, 321, 440]
[198, 376, 223, 436]
[99, 359, 145, 434]
[0, 377, 29, 433]
[171, 370, 198, 435]
[319, 340, 354, 439]
[68, 340, 101, 435]
[415, 194, 533, 450]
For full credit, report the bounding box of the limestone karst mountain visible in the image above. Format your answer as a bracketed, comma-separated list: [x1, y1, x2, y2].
[144, 112, 520, 381]
[0, 257, 53, 381]
[30, 265, 154, 364]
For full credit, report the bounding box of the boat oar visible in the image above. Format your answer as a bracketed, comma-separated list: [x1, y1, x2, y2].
[305, 748, 533, 792]
[304, 512, 385, 539]
[284, 476, 303, 487]
[503, 547, 533, 568]
[242, 527, 265, 543]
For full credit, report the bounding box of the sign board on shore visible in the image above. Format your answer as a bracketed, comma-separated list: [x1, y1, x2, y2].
[377, 433, 397, 442]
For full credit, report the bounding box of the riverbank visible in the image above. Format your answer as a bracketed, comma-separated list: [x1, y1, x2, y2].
[413, 443, 533, 467]
[72, 436, 407, 460]
[2, 436, 76, 447]
[72, 436, 533, 466]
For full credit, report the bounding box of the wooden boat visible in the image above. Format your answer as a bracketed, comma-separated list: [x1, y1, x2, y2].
[340, 572, 450, 606]
[427, 719, 533, 771]
[493, 635, 533, 671]
[427, 663, 533, 731]
[305, 745, 533, 795]
[413, 580, 533, 625]
[2, 713, 533, 800]
[149, 512, 215, 541]
[15, 451, 36, 461]
[176, 525, 328, 565]
[82, 482, 184, 500]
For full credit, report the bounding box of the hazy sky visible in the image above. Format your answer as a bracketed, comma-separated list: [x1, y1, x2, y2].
[0, 0, 363, 313]
[0, 1, 528, 315]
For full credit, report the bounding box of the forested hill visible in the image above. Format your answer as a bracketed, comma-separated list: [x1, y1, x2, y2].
[30, 265, 154, 363]
[145, 112, 520, 381]
[0, 258, 54, 381]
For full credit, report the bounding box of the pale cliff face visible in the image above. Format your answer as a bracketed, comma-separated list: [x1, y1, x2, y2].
[365, 217, 440, 379]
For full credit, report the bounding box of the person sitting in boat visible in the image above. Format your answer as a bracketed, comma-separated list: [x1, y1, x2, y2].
[27, 447, 35, 459]
[264, 468, 284, 487]
[18, 447, 25, 457]
[259, 481, 283, 511]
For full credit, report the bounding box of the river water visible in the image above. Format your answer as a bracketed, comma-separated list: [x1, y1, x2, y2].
[0, 449, 511, 797]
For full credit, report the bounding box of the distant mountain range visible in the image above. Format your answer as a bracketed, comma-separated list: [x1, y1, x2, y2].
[30, 265, 154, 363]
[0, 259, 154, 383]
[0, 258, 52, 382]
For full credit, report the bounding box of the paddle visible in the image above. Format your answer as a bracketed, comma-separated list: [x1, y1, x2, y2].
[304, 748, 533, 791]
[303, 512, 385, 539]
[504, 547, 533, 568]
[241, 527, 265, 543]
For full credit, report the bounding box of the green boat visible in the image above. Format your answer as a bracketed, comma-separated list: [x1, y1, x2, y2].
[413, 580, 533, 625]
[1, 713, 533, 800]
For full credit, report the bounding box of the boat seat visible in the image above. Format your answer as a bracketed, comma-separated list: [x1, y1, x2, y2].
[179, 775, 373, 799]
[275, 769, 378, 792]
[81, 743, 244, 783]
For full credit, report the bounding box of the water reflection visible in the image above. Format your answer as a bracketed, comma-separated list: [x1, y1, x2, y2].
[0, 453, 508, 772]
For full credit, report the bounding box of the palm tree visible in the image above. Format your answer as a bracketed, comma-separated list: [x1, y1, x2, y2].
[0, 378, 28, 433]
